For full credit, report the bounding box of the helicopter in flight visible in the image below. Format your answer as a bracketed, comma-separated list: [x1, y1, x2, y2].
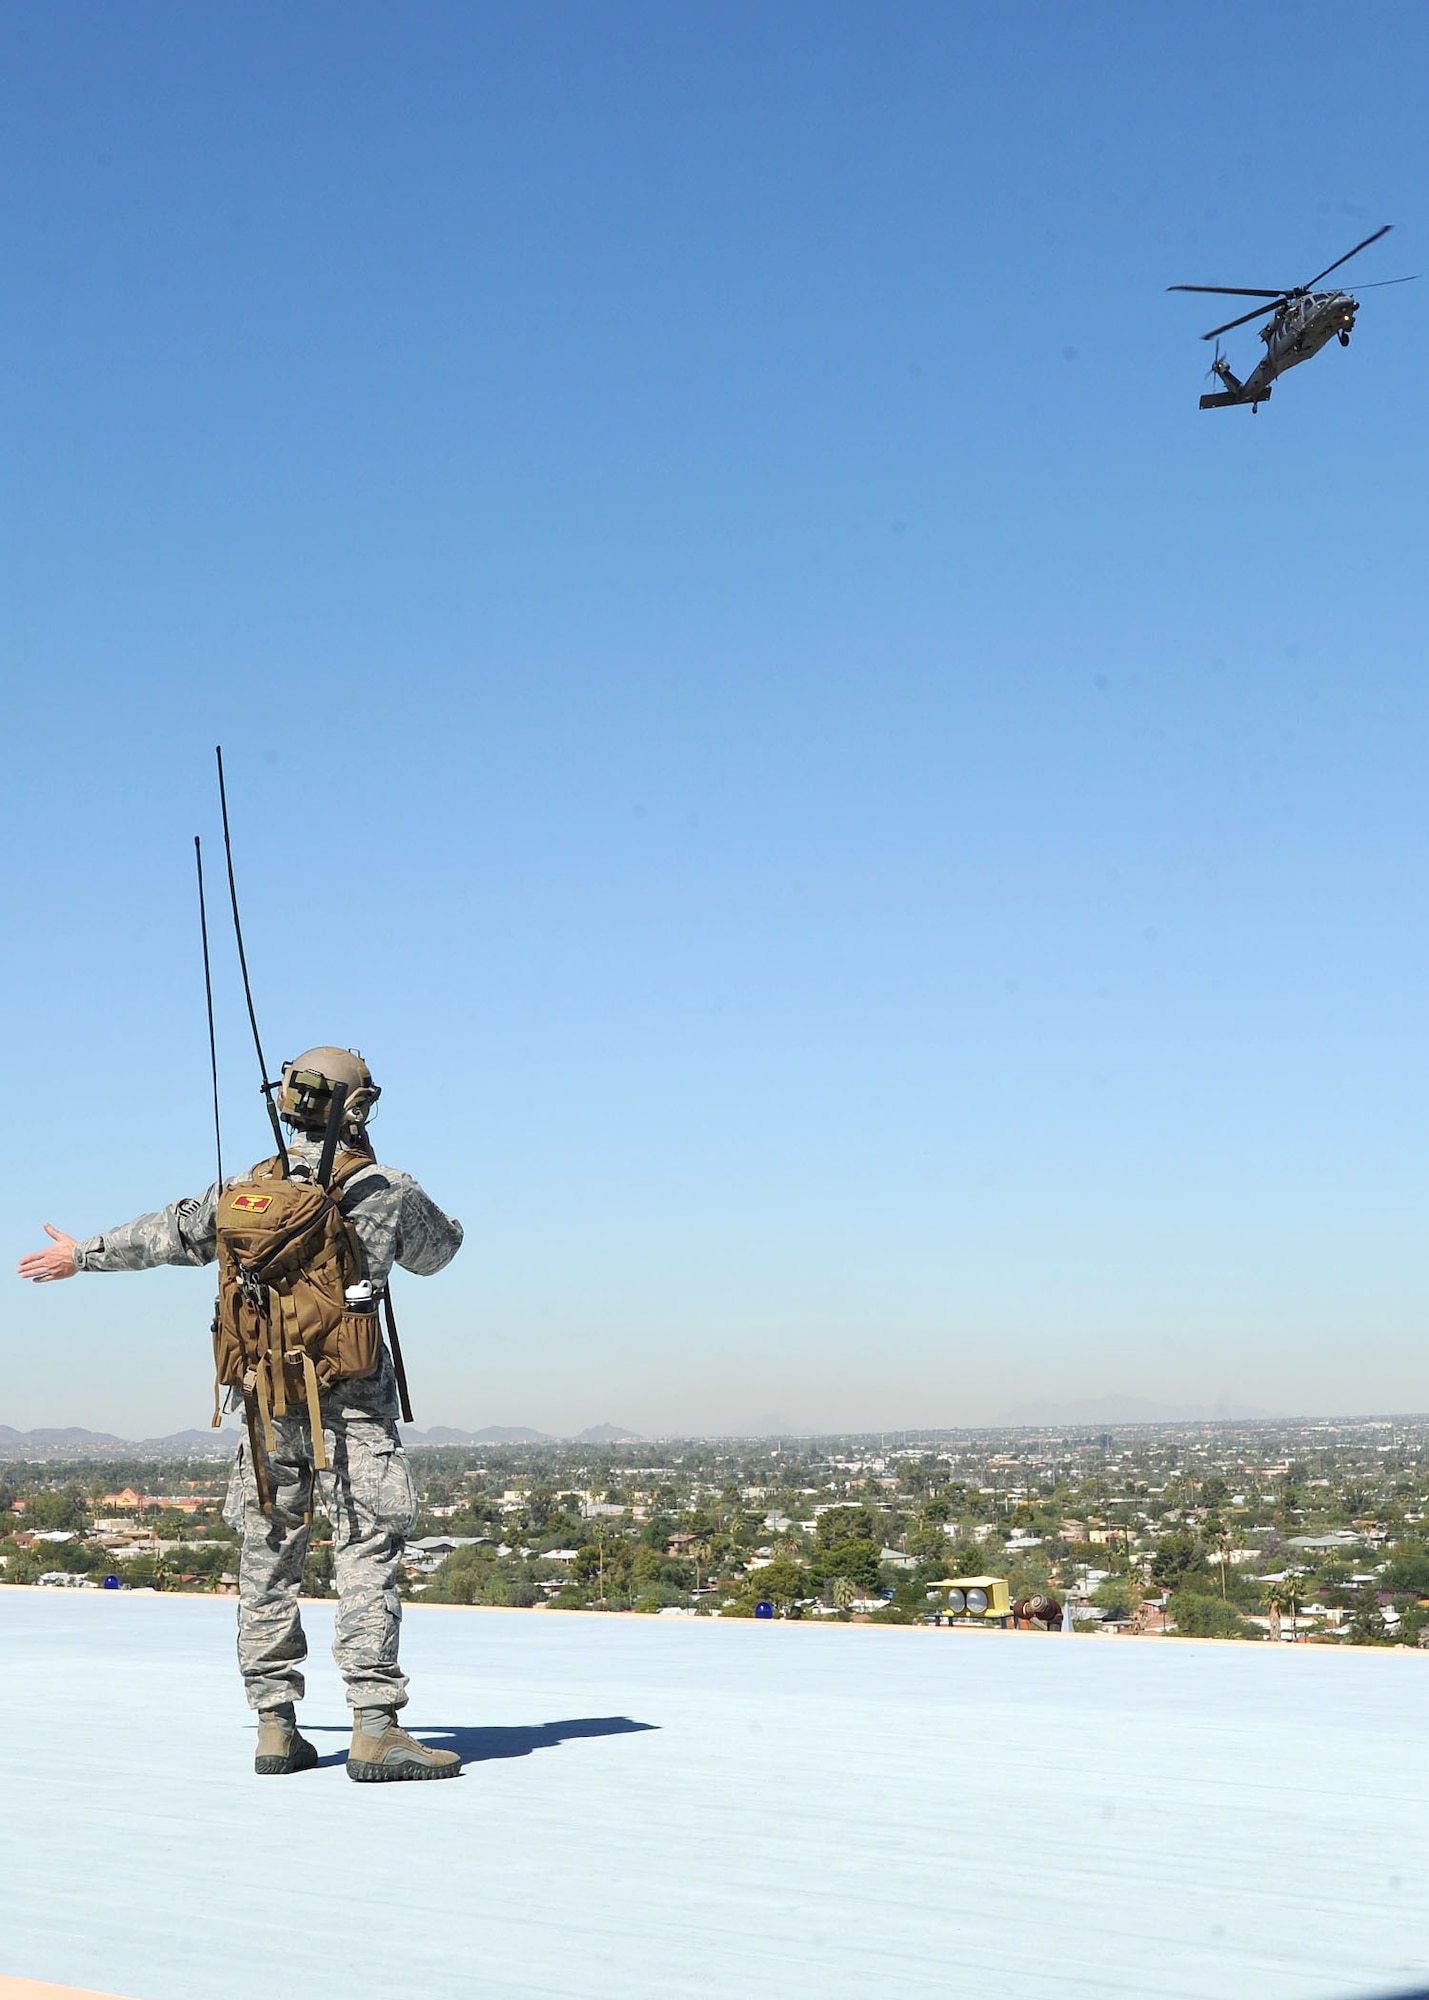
[1169, 224, 1416, 411]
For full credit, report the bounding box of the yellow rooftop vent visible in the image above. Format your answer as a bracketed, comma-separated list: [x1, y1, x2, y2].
[927, 1575, 1011, 1618]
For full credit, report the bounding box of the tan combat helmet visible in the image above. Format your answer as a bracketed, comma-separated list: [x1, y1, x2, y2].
[277, 1047, 381, 1138]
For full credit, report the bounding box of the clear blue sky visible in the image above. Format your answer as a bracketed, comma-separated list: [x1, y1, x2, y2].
[5, 2, 1428, 1436]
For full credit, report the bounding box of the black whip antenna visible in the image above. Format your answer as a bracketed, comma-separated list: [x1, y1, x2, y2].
[315, 1080, 349, 1191]
[193, 835, 224, 1188]
[215, 746, 290, 1175]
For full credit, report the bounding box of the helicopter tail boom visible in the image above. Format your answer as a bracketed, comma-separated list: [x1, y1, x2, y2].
[1199, 386, 1271, 409]
[1197, 347, 1258, 408]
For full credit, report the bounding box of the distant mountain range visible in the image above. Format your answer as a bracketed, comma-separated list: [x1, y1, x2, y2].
[0, 1420, 643, 1457]
[401, 1422, 643, 1446]
[997, 1394, 1273, 1426]
[0, 1425, 243, 1460]
[402, 1425, 555, 1445]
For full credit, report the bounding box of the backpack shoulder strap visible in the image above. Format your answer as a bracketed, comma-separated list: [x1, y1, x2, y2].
[330, 1150, 414, 1424]
[332, 1151, 383, 1199]
[382, 1282, 414, 1427]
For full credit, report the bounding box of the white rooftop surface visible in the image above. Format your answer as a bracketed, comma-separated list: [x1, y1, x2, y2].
[3, 1592, 1429, 2000]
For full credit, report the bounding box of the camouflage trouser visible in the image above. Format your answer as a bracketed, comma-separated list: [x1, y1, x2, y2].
[222, 1411, 417, 1713]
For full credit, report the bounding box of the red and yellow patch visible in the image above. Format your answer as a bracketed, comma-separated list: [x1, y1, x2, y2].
[231, 1192, 274, 1213]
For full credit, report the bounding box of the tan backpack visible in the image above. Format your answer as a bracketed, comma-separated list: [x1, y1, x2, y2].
[213, 1150, 386, 1490]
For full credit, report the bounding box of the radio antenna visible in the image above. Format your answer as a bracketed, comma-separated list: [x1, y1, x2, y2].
[215, 746, 289, 1175]
[194, 835, 224, 1188]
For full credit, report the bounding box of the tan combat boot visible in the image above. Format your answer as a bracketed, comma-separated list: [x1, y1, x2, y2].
[347, 1711, 462, 1782]
[254, 1707, 319, 1776]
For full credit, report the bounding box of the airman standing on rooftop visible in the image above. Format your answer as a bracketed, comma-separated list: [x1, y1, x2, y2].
[18, 1046, 465, 1783]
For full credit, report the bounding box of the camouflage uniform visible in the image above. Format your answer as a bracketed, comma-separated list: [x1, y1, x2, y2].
[74, 1130, 462, 1713]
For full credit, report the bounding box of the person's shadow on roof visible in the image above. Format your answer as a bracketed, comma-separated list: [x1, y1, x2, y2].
[302, 1715, 657, 1771]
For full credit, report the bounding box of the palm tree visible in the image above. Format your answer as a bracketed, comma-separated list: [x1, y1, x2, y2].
[690, 1539, 711, 1595]
[1229, 1523, 1248, 1583]
[1263, 1579, 1289, 1642]
[593, 1521, 608, 1605]
[1285, 1572, 1306, 1640]
[1203, 1519, 1229, 1598]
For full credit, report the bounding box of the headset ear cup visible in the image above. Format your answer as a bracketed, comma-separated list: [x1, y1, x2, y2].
[343, 1087, 375, 1134]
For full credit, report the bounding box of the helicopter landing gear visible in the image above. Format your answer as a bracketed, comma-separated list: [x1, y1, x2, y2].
[1252, 401, 1260, 414]
[1339, 330, 1351, 346]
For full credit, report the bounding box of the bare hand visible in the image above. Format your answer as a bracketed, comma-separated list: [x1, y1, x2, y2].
[18, 1224, 80, 1283]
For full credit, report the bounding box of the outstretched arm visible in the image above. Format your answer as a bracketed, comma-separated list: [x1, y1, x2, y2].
[18, 1188, 221, 1279]
[282, 1163, 462, 1288]
[394, 1182, 464, 1276]
[17, 1225, 80, 1283]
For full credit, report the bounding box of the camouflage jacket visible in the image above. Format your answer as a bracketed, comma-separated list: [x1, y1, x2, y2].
[73, 1131, 463, 1421]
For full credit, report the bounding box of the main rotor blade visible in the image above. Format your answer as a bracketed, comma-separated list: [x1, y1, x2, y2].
[1201, 301, 1281, 339]
[1302, 223, 1391, 291]
[1168, 284, 1285, 297]
[1351, 274, 1419, 288]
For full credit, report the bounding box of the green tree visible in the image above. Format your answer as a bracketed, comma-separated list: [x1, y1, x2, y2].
[484, 1572, 541, 1608]
[423, 1544, 490, 1603]
[631, 1544, 663, 1585]
[1151, 1534, 1210, 1593]
[29, 1489, 87, 1533]
[814, 1539, 882, 1590]
[1385, 1539, 1429, 1595]
[632, 1581, 692, 1612]
[749, 1557, 806, 1607]
[943, 1536, 984, 1575]
[814, 1505, 878, 1549]
[906, 1521, 949, 1563]
[1091, 1576, 1135, 1618]
[1347, 1587, 1389, 1645]
[1169, 1590, 1259, 1639]
[1, 1540, 47, 1584]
